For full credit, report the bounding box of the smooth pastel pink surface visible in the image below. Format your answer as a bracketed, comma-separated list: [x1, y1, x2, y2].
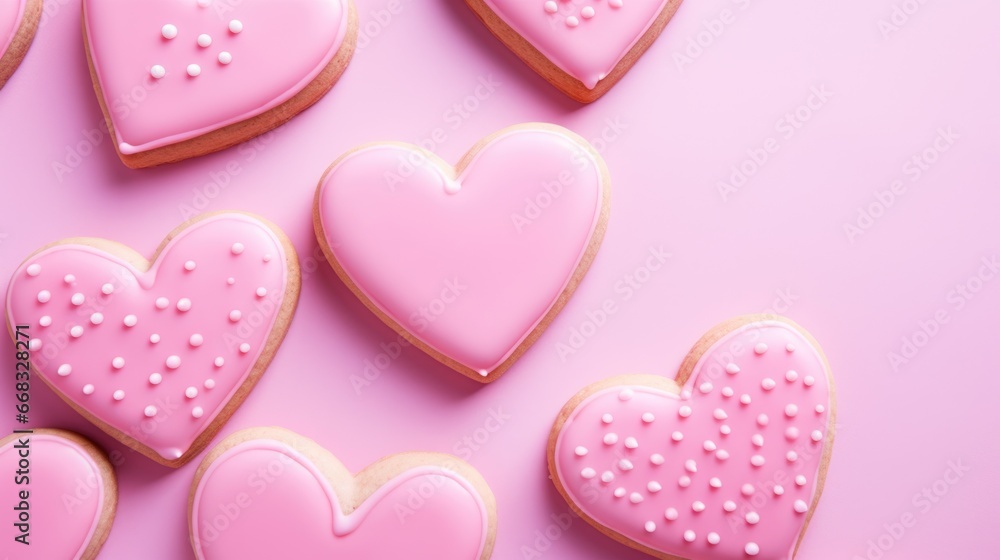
[317, 127, 605, 376]
[0, 0, 25, 59]
[482, 0, 668, 88]
[5, 214, 290, 461]
[83, 0, 349, 154]
[0, 433, 106, 560]
[555, 321, 831, 560]
[192, 439, 488, 559]
[1, 0, 999, 558]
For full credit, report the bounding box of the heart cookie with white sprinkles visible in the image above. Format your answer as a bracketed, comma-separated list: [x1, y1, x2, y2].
[4, 212, 300, 467]
[549, 316, 835, 560]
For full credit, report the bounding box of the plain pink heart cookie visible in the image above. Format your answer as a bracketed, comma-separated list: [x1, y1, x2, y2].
[0, 0, 41, 90]
[0, 429, 118, 560]
[83, 0, 357, 168]
[465, 0, 684, 102]
[314, 123, 610, 383]
[549, 316, 836, 560]
[5, 212, 300, 467]
[189, 428, 497, 559]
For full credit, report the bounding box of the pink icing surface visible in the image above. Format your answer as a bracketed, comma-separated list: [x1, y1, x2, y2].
[317, 126, 606, 377]
[0, 0, 26, 59]
[555, 321, 833, 560]
[5, 214, 290, 461]
[191, 440, 489, 559]
[82, 0, 349, 154]
[0, 433, 106, 560]
[482, 0, 668, 89]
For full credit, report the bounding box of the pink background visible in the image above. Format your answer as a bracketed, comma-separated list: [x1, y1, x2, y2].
[1, 0, 998, 558]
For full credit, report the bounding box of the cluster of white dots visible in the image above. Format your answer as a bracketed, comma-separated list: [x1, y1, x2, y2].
[543, 0, 624, 28]
[23, 243, 270, 422]
[152, 1, 242, 79]
[570, 341, 828, 557]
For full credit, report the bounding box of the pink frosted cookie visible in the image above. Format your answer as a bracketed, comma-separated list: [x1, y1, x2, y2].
[549, 316, 836, 559]
[465, 0, 684, 103]
[314, 123, 610, 383]
[5, 212, 300, 467]
[0, 429, 118, 560]
[0, 0, 41, 90]
[189, 428, 497, 559]
[82, 0, 358, 168]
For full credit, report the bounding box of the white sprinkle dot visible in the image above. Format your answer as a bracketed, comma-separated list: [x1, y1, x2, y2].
[648, 481, 662, 493]
[751, 434, 764, 447]
[629, 492, 643, 504]
[229, 19, 243, 33]
[641, 412, 655, 423]
[679, 406, 692, 418]
[151, 65, 166, 79]
[227, 277, 235, 285]
[644, 521, 655, 533]
[189, 333, 203, 347]
[708, 532, 720, 545]
[751, 455, 765, 467]
[757, 414, 769, 426]
[723, 500, 737, 512]
[650, 454, 665, 465]
[795, 475, 807, 486]
[566, 15, 579, 27]
[90, 313, 104, 325]
[112, 356, 125, 369]
[26, 264, 41, 276]
[624, 437, 638, 449]
[581, 6, 595, 18]
[39, 316, 52, 327]
[709, 477, 722, 488]
[816, 404, 826, 413]
[102, 283, 114, 295]
[204, 379, 215, 389]
[794, 500, 809, 513]
[197, 33, 212, 47]
[804, 376, 816, 387]
[619, 388, 634, 401]
[812, 430, 824, 442]
[575, 446, 588, 457]
[63, 274, 75, 284]
[619, 459, 633, 471]
[28, 339, 41, 351]
[754, 343, 768, 354]
[664, 508, 678, 521]
[725, 363, 740, 374]
[684, 530, 696, 543]
[57, 364, 72, 376]
[746, 512, 760, 524]
[614, 488, 626, 498]
[113, 390, 125, 401]
[786, 370, 799, 382]
[685, 459, 697, 473]
[699, 382, 714, 393]
[166, 355, 181, 369]
[762, 378, 776, 391]
[721, 387, 734, 397]
[197, 0, 210, 6]
[703, 440, 716, 451]
[231, 242, 244, 254]
[787, 343, 796, 352]
[602, 413, 613, 424]
[713, 408, 728, 420]
[544, 1, 557, 13]
[161, 24, 177, 39]
[150, 333, 161, 344]
[177, 298, 192, 311]
[678, 476, 691, 487]
[239, 343, 251, 353]
[214, 357, 225, 367]
[218, 51, 233, 64]
[37, 290, 51, 303]
[82, 384, 94, 395]
[739, 394, 752, 406]
[70, 326, 83, 338]
[229, 310, 242, 321]
[672, 431, 684, 442]
[774, 485, 785, 495]
[144, 405, 157, 418]
[746, 542, 760, 556]
[124, 314, 137, 327]
[692, 501, 705, 512]
[785, 404, 799, 417]
[262, 254, 272, 262]
[787, 451, 799, 462]
[742, 483, 755, 496]
[155, 297, 169, 309]
[604, 433, 618, 445]
[715, 449, 730, 460]
[192, 406, 204, 418]
[149, 373, 162, 385]
[187, 64, 201, 77]
[720, 425, 732, 435]
[256, 287, 267, 297]
[601, 471, 614, 483]
[786, 427, 800, 440]
[184, 260, 196, 271]
[581, 468, 596, 479]
[185, 386, 198, 399]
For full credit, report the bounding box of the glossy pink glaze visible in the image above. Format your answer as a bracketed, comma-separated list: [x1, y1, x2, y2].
[0, 433, 106, 560]
[82, 0, 349, 154]
[0, 0, 26, 59]
[482, 0, 668, 89]
[555, 321, 833, 560]
[191, 440, 489, 559]
[317, 127, 606, 376]
[5, 214, 290, 461]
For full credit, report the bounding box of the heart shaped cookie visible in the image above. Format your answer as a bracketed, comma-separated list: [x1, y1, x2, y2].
[549, 316, 835, 559]
[465, 0, 684, 102]
[314, 123, 610, 382]
[5, 212, 300, 467]
[82, 0, 357, 167]
[0, 0, 41, 89]
[189, 428, 497, 559]
[0, 429, 118, 560]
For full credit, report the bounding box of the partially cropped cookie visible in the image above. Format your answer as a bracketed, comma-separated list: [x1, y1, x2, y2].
[82, 0, 357, 167]
[314, 123, 610, 382]
[465, 0, 684, 102]
[0, 429, 118, 560]
[549, 315, 836, 559]
[4, 212, 300, 467]
[0, 0, 41, 89]
[189, 428, 497, 559]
